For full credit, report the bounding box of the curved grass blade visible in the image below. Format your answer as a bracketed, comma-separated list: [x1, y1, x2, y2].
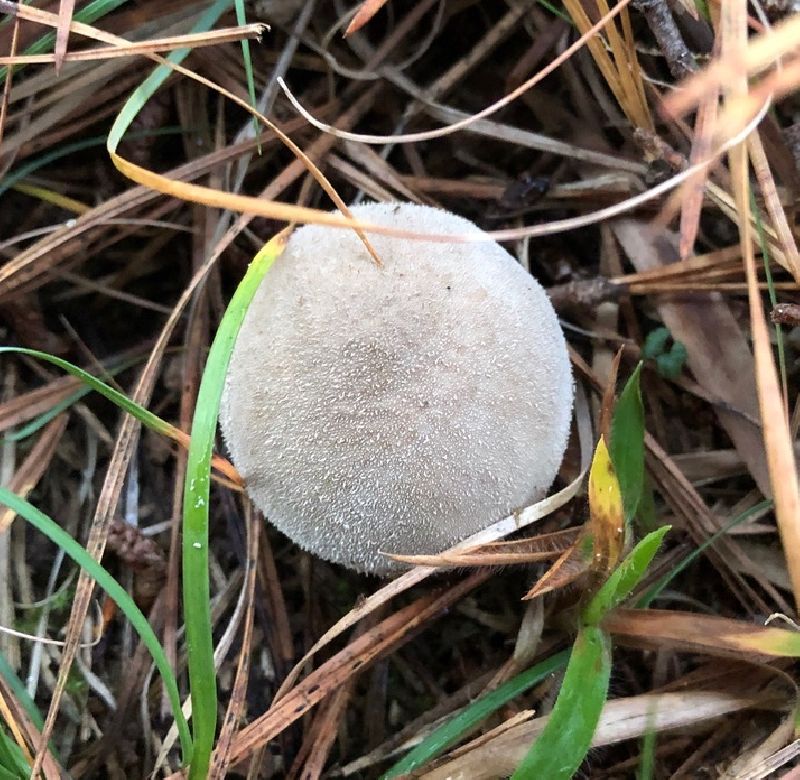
[106, 0, 234, 158]
[0, 347, 175, 438]
[1, 355, 140, 443]
[0, 488, 191, 763]
[182, 231, 288, 780]
[511, 626, 611, 780]
[382, 650, 569, 779]
[0, 348, 241, 485]
[0, 347, 174, 438]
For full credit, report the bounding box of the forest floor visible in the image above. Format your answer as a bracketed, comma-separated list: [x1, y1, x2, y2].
[2, 0, 800, 778]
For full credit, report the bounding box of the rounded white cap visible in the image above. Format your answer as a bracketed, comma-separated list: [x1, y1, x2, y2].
[220, 203, 573, 573]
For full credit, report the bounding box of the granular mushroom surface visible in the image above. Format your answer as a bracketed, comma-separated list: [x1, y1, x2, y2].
[220, 202, 573, 573]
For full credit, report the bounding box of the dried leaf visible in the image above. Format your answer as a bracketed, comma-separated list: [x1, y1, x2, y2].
[226, 573, 489, 765]
[604, 608, 800, 659]
[345, 0, 391, 36]
[522, 533, 592, 600]
[390, 528, 582, 568]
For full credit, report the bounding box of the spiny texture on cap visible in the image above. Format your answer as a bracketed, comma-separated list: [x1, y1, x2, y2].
[220, 203, 573, 573]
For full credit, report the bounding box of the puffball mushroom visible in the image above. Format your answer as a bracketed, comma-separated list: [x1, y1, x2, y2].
[220, 203, 573, 574]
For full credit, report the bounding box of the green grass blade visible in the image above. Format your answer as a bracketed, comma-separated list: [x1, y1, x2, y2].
[382, 650, 570, 779]
[535, 0, 573, 22]
[635, 474, 659, 534]
[0, 488, 191, 764]
[234, 0, 260, 147]
[0, 758, 25, 780]
[511, 626, 612, 779]
[637, 714, 657, 780]
[1, 354, 141, 443]
[0, 347, 174, 438]
[183, 233, 286, 779]
[3, 389, 90, 443]
[637, 500, 773, 608]
[609, 362, 644, 525]
[106, 0, 233, 156]
[583, 526, 670, 626]
[750, 189, 788, 402]
[0, 651, 44, 733]
[0, 727, 30, 780]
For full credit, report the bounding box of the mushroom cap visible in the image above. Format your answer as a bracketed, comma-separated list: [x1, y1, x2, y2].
[220, 203, 573, 573]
